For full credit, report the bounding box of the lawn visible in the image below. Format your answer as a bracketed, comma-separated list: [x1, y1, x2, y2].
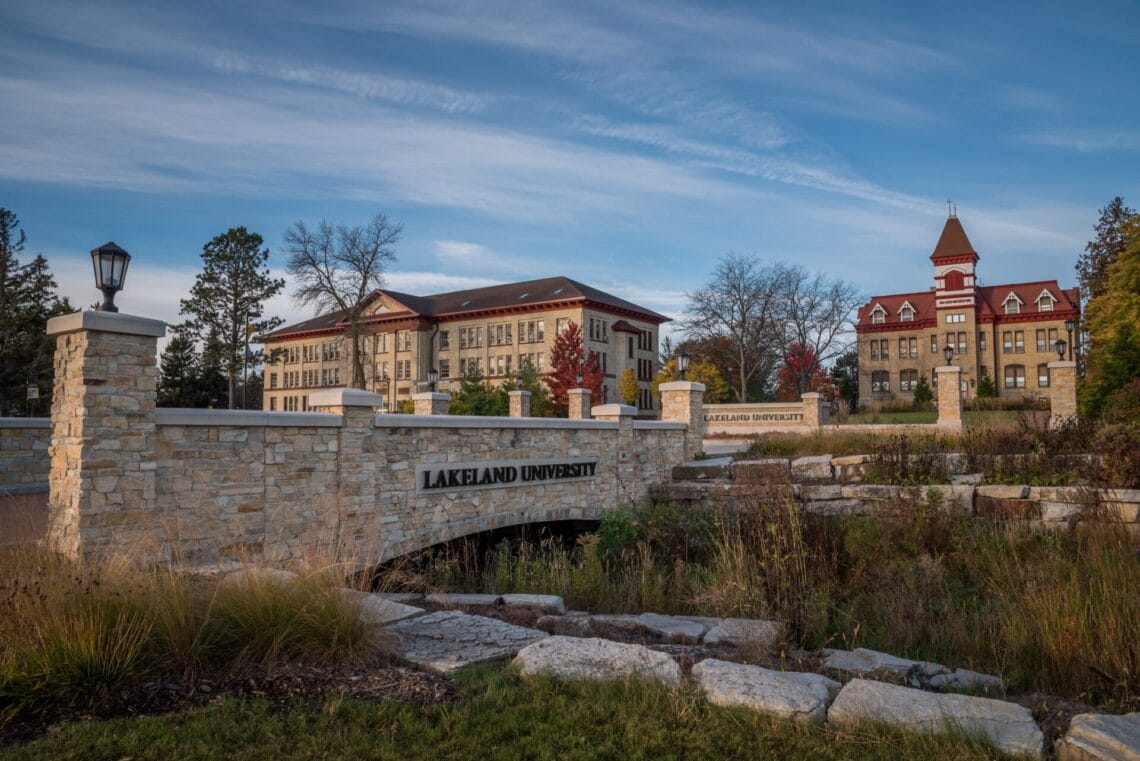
[1, 666, 1016, 761]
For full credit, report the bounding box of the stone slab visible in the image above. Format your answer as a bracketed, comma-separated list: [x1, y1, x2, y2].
[672, 457, 733, 481]
[702, 618, 784, 649]
[502, 593, 566, 614]
[821, 648, 947, 680]
[805, 499, 871, 516]
[791, 455, 832, 480]
[424, 592, 502, 608]
[1041, 501, 1081, 522]
[1056, 712, 1140, 761]
[977, 485, 1030, 500]
[536, 613, 593, 637]
[341, 589, 426, 625]
[692, 658, 840, 727]
[951, 473, 983, 485]
[512, 636, 681, 685]
[929, 668, 1003, 694]
[379, 592, 426, 604]
[827, 678, 1044, 758]
[637, 612, 709, 643]
[389, 610, 548, 673]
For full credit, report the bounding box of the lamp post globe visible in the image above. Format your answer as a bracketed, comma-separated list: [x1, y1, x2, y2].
[427, 367, 439, 392]
[1064, 318, 1075, 361]
[90, 242, 131, 313]
[1054, 339, 1067, 361]
[943, 344, 954, 364]
[676, 350, 691, 381]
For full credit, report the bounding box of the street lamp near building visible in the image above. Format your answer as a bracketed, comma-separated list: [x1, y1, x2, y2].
[1054, 338, 1067, 361]
[427, 367, 439, 392]
[943, 344, 954, 365]
[1064, 318, 1075, 361]
[90, 242, 131, 313]
[676, 350, 691, 381]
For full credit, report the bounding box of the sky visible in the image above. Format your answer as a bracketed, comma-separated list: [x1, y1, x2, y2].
[2, 0, 1138, 344]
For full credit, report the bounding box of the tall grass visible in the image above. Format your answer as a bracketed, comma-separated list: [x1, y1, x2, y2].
[0, 546, 384, 725]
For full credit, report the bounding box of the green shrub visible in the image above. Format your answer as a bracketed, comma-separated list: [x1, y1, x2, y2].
[911, 375, 934, 411]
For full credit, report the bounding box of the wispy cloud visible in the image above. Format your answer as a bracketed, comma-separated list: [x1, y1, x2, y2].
[1020, 129, 1140, 153]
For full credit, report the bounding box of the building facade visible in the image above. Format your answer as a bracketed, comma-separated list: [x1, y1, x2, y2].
[855, 214, 1080, 404]
[261, 276, 669, 413]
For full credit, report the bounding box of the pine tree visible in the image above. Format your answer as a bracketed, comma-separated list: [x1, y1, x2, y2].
[158, 324, 202, 407]
[515, 358, 550, 416]
[911, 375, 934, 411]
[1076, 197, 1136, 303]
[545, 321, 603, 415]
[976, 373, 998, 398]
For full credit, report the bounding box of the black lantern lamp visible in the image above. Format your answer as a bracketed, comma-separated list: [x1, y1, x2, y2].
[1054, 339, 1067, 361]
[575, 369, 584, 388]
[1064, 318, 1075, 361]
[427, 367, 439, 392]
[676, 350, 691, 381]
[943, 344, 954, 364]
[91, 242, 131, 313]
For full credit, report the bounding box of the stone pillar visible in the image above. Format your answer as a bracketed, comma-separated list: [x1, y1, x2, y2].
[660, 381, 706, 460]
[935, 365, 963, 433]
[590, 403, 637, 423]
[801, 392, 828, 430]
[508, 389, 531, 417]
[568, 388, 591, 419]
[308, 388, 383, 564]
[1047, 360, 1077, 427]
[592, 403, 637, 491]
[412, 391, 450, 415]
[46, 311, 166, 560]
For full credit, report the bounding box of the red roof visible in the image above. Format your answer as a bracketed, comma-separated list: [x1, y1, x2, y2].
[931, 216, 978, 261]
[856, 281, 1079, 331]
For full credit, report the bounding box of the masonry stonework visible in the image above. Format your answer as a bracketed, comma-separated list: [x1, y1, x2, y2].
[1047, 361, 1077, 426]
[935, 366, 963, 433]
[0, 419, 50, 493]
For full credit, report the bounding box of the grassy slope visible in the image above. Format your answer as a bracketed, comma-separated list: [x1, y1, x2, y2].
[2, 666, 1013, 761]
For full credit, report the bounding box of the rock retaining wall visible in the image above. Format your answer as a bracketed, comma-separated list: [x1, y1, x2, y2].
[0, 418, 50, 495]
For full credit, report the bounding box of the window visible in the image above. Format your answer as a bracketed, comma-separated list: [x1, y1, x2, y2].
[871, 305, 886, 324]
[946, 332, 956, 354]
[900, 369, 918, 392]
[1014, 330, 1024, 353]
[1003, 331, 1012, 354]
[269, 397, 277, 411]
[519, 320, 544, 344]
[321, 342, 340, 361]
[943, 270, 965, 291]
[320, 367, 340, 386]
[1036, 329, 1047, 353]
[871, 370, 890, 392]
[556, 318, 569, 336]
[638, 358, 654, 381]
[375, 334, 389, 354]
[909, 337, 918, 358]
[1004, 365, 1026, 389]
[1003, 294, 1021, 314]
[900, 306, 914, 322]
[628, 336, 634, 359]
[284, 396, 298, 412]
[377, 360, 390, 380]
[438, 331, 449, 350]
[439, 359, 450, 379]
[931, 335, 938, 354]
[396, 331, 413, 352]
[957, 331, 967, 355]
[1037, 363, 1050, 388]
[870, 341, 879, 360]
[489, 323, 512, 347]
[285, 346, 300, 364]
[945, 313, 966, 324]
[979, 332, 987, 352]
[588, 318, 608, 342]
[980, 365, 988, 379]
[637, 331, 651, 351]
[269, 373, 278, 389]
[303, 345, 319, 362]
[879, 339, 888, 360]
[1037, 293, 1055, 311]
[898, 338, 907, 358]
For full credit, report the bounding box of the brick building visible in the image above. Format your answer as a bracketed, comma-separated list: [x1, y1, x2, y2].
[261, 276, 669, 413]
[855, 214, 1079, 404]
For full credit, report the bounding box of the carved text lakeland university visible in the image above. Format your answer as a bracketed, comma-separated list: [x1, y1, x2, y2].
[419, 460, 599, 492]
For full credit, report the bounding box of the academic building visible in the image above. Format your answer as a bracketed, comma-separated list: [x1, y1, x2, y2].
[261, 276, 669, 413]
[854, 214, 1080, 404]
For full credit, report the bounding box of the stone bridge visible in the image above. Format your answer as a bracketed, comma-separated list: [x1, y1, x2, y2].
[36, 310, 705, 567]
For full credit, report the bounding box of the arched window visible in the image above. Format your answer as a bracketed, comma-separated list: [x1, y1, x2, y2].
[943, 270, 965, 291]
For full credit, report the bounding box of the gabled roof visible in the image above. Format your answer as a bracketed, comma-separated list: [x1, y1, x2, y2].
[977, 282, 1078, 316]
[931, 216, 978, 261]
[264, 275, 670, 341]
[855, 281, 1079, 330]
[856, 291, 937, 328]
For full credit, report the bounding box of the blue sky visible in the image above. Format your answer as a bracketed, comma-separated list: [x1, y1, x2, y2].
[2, 0, 1138, 340]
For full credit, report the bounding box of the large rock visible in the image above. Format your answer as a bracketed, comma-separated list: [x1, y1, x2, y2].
[536, 612, 593, 637]
[672, 457, 733, 481]
[1056, 712, 1140, 761]
[821, 647, 947, 682]
[929, 668, 1003, 694]
[637, 612, 709, 644]
[501, 594, 566, 614]
[692, 658, 840, 727]
[389, 610, 547, 673]
[513, 636, 682, 685]
[340, 588, 426, 625]
[791, 455, 832, 480]
[703, 618, 784, 649]
[424, 592, 501, 608]
[827, 678, 1043, 758]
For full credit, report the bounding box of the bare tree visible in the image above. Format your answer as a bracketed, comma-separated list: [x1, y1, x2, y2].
[683, 254, 795, 401]
[781, 267, 863, 394]
[282, 213, 403, 388]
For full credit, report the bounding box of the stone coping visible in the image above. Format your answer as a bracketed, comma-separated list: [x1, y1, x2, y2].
[633, 421, 687, 430]
[0, 417, 51, 429]
[591, 403, 637, 417]
[155, 409, 343, 427]
[307, 388, 383, 408]
[372, 413, 619, 430]
[46, 310, 167, 338]
[660, 381, 706, 392]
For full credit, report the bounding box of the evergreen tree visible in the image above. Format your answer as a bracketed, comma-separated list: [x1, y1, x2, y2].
[1076, 197, 1136, 303]
[911, 375, 934, 411]
[545, 321, 603, 416]
[514, 358, 550, 416]
[829, 350, 859, 409]
[976, 373, 998, 398]
[447, 369, 508, 416]
[158, 323, 202, 407]
[180, 227, 284, 409]
[196, 327, 229, 408]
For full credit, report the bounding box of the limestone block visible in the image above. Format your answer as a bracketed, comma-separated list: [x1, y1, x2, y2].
[702, 618, 785, 649]
[672, 457, 733, 481]
[391, 610, 548, 673]
[821, 648, 947, 680]
[977, 485, 1030, 500]
[536, 613, 593, 638]
[796, 484, 842, 500]
[827, 679, 1044, 758]
[692, 658, 840, 727]
[501, 594, 566, 614]
[806, 499, 871, 516]
[791, 455, 832, 480]
[424, 592, 501, 608]
[1056, 712, 1140, 761]
[929, 668, 1003, 694]
[952, 473, 983, 485]
[840, 484, 897, 500]
[1041, 502, 1081, 522]
[636, 612, 710, 644]
[512, 636, 682, 685]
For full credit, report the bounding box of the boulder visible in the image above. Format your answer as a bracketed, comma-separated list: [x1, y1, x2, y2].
[692, 658, 840, 727]
[536, 613, 592, 637]
[929, 668, 1003, 694]
[501, 594, 566, 614]
[637, 612, 709, 643]
[513, 636, 682, 685]
[821, 647, 947, 682]
[389, 610, 547, 673]
[791, 455, 832, 480]
[672, 457, 733, 481]
[1041, 502, 1081, 522]
[340, 589, 426, 625]
[827, 678, 1043, 758]
[703, 618, 784, 649]
[1056, 712, 1140, 761]
[424, 592, 501, 608]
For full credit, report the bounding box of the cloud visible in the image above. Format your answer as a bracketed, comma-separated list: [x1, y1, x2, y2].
[1019, 129, 1140, 153]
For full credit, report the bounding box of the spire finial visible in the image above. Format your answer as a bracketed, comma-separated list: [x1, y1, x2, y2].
[946, 198, 957, 218]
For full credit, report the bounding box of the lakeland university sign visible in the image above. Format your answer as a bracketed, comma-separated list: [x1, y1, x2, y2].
[416, 457, 599, 494]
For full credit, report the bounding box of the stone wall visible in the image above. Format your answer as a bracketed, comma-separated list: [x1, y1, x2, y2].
[0, 418, 50, 494]
[702, 393, 829, 436]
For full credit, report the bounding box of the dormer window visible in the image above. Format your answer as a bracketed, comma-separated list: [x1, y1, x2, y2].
[1035, 289, 1056, 312]
[898, 301, 915, 322]
[1002, 292, 1023, 315]
[870, 304, 887, 324]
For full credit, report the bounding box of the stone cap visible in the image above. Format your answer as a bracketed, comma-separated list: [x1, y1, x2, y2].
[308, 387, 384, 408]
[155, 409, 343, 427]
[372, 414, 618, 430]
[591, 403, 637, 417]
[411, 391, 451, 401]
[47, 310, 167, 338]
[568, 388, 591, 396]
[659, 381, 706, 393]
[934, 365, 962, 374]
[1047, 360, 1077, 369]
[508, 389, 532, 398]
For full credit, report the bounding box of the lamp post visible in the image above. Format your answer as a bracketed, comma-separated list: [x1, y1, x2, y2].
[943, 344, 954, 365]
[427, 367, 438, 392]
[1064, 318, 1075, 361]
[575, 369, 583, 388]
[90, 242, 131, 313]
[676, 349, 691, 381]
[1054, 338, 1067, 361]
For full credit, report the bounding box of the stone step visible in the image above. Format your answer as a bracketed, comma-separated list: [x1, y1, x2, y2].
[513, 635, 682, 685]
[388, 610, 548, 673]
[692, 658, 840, 727]
[1056, 712, 1140, 761]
